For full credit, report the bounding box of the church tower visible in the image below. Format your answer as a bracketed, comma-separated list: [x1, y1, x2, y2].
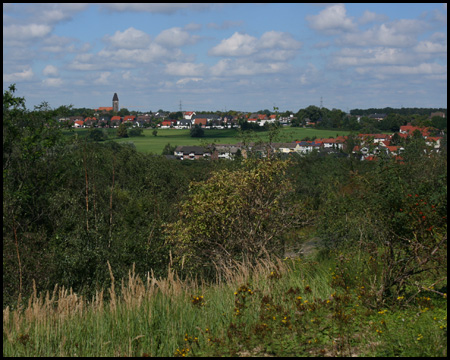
[112, 93, 119, 112]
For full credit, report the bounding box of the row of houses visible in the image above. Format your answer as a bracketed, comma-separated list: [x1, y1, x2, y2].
[173, 125, 443, 161]
[59, 114, 149, 128]
[59, 110, 294, 129]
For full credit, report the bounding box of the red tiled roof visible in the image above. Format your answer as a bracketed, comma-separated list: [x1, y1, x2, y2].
[111, 116, 121, 121]
[400, 125, 432, 137]
[96, 107, 113, 112]
[386, 146, 399, 152]
[123, 115, 136, 121]
[194, 118, 207, 126]
[426, 136, 441, 142]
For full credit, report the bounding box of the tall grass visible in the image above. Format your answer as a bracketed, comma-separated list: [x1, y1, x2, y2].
[3, 254, 447, 357]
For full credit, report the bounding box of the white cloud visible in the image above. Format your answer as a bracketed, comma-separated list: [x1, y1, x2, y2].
[96, 72, 111, 85]
[209, 32, 258, 57]
[355, 63, 446, 76]
[307, 4, 356, 34]
[122, 71, 132, 80]
[358, 10, 389, 25]
[43, 65, 59, 77]
[104, 27, 151, 49]
[68, 61, 103, 71]
[338, 22, 421, 47]
[155, 27, 199, 48]
[165, 62, 206, 76]
[176, 77, 203, 86]
[3, 23, 52, 41]
[209, 31, 301, 60]
[183, 23, 202, 31]
[258, 31, 301, 50]
[3, 67, 34, 82]
[30, 4, 89, 25]
[101, 4, 212, 14]
[210, 58, 288, 77]
[414, 40, 447, 54]
[333, 47, 410, 67]
[42, 77, 63, 87]
[97, 43, 178, 64]
[299, 63, 319, 85]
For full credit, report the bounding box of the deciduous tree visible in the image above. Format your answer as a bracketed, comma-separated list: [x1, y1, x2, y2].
[165, 158, 312, 278]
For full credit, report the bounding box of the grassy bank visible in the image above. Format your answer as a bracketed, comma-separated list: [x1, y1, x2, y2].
[3, 251, 446, 357]
[65, 127, 352, 154]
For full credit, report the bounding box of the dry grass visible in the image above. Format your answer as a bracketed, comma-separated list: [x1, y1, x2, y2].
[3, 255, 447, 357]
[3, 257, 288, 351]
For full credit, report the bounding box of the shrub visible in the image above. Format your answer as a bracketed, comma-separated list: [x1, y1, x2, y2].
[165, 158, 313, 279]
[128, 127, 144, 137]
[87, 128, 108, 141]
[190, 124, 204, 138]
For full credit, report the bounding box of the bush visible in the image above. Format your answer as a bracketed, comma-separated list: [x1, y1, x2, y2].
[190, 124, 204, 138]
[128, 127, 144, 137]
[165, 158, 313, 279]
[87, 128, 108, 141]
[116, 123, 128, 138]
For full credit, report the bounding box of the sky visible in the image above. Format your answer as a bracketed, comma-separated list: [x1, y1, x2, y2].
[3, 3, 447, 112]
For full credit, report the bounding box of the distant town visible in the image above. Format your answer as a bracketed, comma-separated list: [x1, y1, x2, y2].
[58, 92, 447, 161]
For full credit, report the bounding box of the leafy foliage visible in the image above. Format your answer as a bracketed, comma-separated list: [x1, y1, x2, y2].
[165, 158, 313, 278]
[116, 122, 128, 138]
[190, 124, 204, 138]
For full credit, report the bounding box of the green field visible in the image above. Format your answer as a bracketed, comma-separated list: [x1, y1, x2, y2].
[68, 127, 352, 154]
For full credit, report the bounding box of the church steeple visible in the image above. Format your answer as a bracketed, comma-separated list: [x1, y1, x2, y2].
[112, 93, 119, 112]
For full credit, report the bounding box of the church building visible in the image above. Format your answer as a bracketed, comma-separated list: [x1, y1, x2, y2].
[113, 93, 119, 112]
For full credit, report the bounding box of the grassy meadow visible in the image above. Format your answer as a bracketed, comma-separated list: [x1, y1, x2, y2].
[3, 251, 446, 357]
[66, 127, 352, 154]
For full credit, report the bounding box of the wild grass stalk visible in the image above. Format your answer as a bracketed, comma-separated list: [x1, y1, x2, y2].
[3, 254, 447, 357]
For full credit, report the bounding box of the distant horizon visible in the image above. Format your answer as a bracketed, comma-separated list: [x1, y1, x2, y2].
[4, 4, 447, 111]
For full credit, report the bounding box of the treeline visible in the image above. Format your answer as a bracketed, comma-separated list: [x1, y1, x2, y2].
[291, 105, 447, 133]
[3, 85, 447, 308]
[350, 107, 447, 117]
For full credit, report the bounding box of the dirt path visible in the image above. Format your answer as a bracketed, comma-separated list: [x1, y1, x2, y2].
[284, 237, 322, 258]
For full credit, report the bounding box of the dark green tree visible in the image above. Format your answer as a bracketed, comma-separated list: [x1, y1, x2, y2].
[88, 128, 108, 141]
[128, 127, 143, 137]
[431, 115, 447, 130]
[117, 122, 128, 138]
[3, 84, 68, 306]
[190, 124, 204, 138]
[162, 143, 177, 155]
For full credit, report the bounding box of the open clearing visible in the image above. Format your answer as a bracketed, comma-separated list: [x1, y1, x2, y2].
[69, 127, 352, 154]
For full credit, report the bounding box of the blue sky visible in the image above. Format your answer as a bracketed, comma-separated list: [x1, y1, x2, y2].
[3, 3, 447, 112]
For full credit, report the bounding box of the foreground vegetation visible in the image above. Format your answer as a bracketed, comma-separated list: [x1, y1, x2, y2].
[3, 254, 447, 357]
[3, 85, 447, 356]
